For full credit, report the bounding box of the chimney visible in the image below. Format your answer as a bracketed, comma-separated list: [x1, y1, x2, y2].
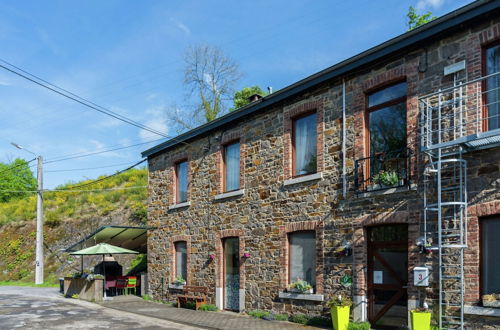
[247, 93, 263, 103]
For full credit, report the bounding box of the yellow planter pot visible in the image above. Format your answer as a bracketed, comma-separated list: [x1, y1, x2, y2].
[331, 306, 350, 330]
[410, 311, 431, 330]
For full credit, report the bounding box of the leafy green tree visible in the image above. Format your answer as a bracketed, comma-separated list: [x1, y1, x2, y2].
[0, 158, 37, 202]
[230, 86, 268, 112]
[407, 6, 437, 30]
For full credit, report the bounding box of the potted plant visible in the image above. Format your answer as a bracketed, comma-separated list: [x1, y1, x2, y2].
[373, 170, 400, 188]
[173, 275, 186, 286]
[288, 279, 313, 294]
[483, 294, 500, 307]
[410, 303, 432, 330]
[327, 295, 352, 330]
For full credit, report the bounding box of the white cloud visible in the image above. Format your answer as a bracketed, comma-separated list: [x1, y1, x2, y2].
[139, 106, 169, 141]
[0, 80, 11, 86]
[416, 0, 445, 11]
[169, 18, 191, 36]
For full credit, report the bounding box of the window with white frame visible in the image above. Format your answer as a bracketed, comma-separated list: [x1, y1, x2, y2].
[175, 241, 187, 282]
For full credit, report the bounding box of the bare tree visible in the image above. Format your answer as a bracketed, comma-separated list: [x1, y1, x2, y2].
[171, 45, 241, 129]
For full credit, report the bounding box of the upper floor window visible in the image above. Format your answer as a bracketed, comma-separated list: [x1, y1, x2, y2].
[175, 160, 188, 203]
[482, 216, 500, 295]
[289, 230, 316, 288]
[367, 82, 407, 156]
[292, 113, 317, 176]
[224, 141, 240, 192]
[485, 44, 500, 130]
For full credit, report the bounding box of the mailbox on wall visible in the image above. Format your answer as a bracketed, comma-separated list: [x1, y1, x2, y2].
[414, 266, 429, 287]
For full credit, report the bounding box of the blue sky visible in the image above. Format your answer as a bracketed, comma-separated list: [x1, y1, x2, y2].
[0, 0, 472, 188]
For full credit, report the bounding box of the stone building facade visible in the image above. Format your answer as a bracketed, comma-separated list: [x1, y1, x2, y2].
[144, 1, 500, 328]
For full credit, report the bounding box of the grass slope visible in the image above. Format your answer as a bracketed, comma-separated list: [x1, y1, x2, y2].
[0, 168, 148, 283]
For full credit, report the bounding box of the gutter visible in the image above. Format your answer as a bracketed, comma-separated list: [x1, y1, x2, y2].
[142, 0, 499, 159]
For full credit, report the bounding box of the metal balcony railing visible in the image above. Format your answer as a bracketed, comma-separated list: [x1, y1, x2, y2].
[354, 148, 413, 194]
[420, 71, 500, 154]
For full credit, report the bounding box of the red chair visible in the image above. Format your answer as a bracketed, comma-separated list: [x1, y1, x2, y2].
[106, 279, 117, 296]
[116, 277, 128, 295]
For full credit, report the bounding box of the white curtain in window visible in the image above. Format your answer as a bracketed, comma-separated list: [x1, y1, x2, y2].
[294, 114, 317, 176]
[225, 142, 240, 191]
[289, 231, 316, 286]
[176, 162, 188, 203]
[175, 241, 187, 281]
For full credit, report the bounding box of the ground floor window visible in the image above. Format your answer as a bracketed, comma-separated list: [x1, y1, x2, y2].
[289, 230, 316, 288]
[175, 241, 187, 282]
[482, 216, 500, 294]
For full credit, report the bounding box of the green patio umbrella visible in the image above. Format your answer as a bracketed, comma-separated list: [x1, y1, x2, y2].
[70, 243, 139, 299]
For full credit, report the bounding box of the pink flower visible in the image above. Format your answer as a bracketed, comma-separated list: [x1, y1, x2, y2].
[243, 252, 250, 258]
[209, 254, 216, 260]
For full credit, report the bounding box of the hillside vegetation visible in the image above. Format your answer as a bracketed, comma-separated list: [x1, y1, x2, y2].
[0, 168, 148, 283]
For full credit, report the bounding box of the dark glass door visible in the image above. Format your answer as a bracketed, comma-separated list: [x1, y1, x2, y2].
[223, 237, 239, 311]
[367, 225, 408, 329]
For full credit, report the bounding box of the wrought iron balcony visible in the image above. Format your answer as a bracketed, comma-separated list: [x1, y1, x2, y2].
[354, 148, 413, 194]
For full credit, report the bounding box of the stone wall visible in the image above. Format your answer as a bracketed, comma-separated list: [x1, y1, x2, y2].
[146, 15, 500, 325]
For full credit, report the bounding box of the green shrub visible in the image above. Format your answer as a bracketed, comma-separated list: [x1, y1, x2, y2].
[142, 294, 151, 301]
[274, 314, 289, 321]
[198, 304, 218, 311]
[307, 316, 331, 327]
[184, 301, 196, 310]
[248, 310, 271, 319]
[348, 321, 371, 330]
[290, 314, 309, 325]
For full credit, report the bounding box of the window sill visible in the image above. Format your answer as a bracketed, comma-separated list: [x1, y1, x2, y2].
[464, 305, 500, 317]
[284, 172, 323, 186]
[214, 189, 245, 201]
[356, 183, 417, 198]
[278, 291, 324, 302]
[168, 283, 185, 290]
[168, 202, 191, 210]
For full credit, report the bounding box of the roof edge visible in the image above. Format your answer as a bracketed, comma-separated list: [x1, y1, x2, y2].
[142, 0, 498, 158]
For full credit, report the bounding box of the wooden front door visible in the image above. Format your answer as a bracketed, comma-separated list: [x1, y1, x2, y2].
[367, 224, 408, 329]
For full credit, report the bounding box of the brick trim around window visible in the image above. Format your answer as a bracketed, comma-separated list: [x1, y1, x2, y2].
[170, 154, 190, 205]
[216, 130, 245, 194]
[466, 201, 500, 304]
[215, 229, 245, 289]
[283, 99, 325, 180]
[170, 235, 192, 285]
[279, 221, 324, 293]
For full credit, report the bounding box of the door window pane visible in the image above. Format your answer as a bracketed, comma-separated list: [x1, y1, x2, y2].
[486, 45, 500, 130]
[482, 217, 500, 294]
[224, 142, 240, 191]
[293, 113, 317, 176]
[176, 161, 188, 203]
[175, 241, 187, 281]
[289, 231, 316, 286]
[224, 237, 240, 310]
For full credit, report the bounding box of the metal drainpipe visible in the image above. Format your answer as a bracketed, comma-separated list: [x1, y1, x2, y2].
[342, 79, 347, 198]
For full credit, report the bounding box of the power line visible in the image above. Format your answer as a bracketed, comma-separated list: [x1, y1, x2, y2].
[57, 158, 146, 191]
[0, 59, 189, 146]
[45, 161, 141, 173]
[0, 158, 36, 176]
[0, 186, 147, 193]
[44, 138, 164, 164]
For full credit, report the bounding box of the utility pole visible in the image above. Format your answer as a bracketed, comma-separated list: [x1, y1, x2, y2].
[11, 142, 44, 284]
[35, 155, 44, 284]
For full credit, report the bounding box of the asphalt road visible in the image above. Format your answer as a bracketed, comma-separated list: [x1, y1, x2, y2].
[0, 286, 201, 330]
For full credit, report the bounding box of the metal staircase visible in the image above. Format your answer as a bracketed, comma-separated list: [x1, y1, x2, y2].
[420, 70, 500, 329]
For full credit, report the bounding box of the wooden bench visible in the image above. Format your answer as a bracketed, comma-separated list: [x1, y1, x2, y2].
[177, 285, 208, 310]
